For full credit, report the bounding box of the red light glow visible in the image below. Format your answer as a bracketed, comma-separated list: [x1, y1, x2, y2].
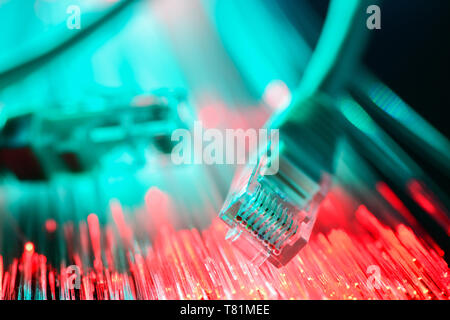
[0, 188, 447, 300]
[24, 242, 34, 254]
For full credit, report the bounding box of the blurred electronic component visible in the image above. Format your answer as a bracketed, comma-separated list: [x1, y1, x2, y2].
[0, 89, 192, 180]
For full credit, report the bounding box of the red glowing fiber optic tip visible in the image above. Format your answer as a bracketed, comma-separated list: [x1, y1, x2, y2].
[24, 242, 34, 253]
[45, 219, 57, 233]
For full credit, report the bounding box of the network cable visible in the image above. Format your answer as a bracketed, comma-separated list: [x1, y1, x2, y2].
[219, 0, 375, 267]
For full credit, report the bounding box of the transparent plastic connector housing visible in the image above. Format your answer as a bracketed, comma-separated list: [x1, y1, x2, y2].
[219, 151, 330, 268]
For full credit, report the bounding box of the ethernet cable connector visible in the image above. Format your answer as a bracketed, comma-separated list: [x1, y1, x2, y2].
[0, 88, 193, 179]
[219, 96, 341, 268]
[219, 0, 370, 267]
[220, 154, 330, 268]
